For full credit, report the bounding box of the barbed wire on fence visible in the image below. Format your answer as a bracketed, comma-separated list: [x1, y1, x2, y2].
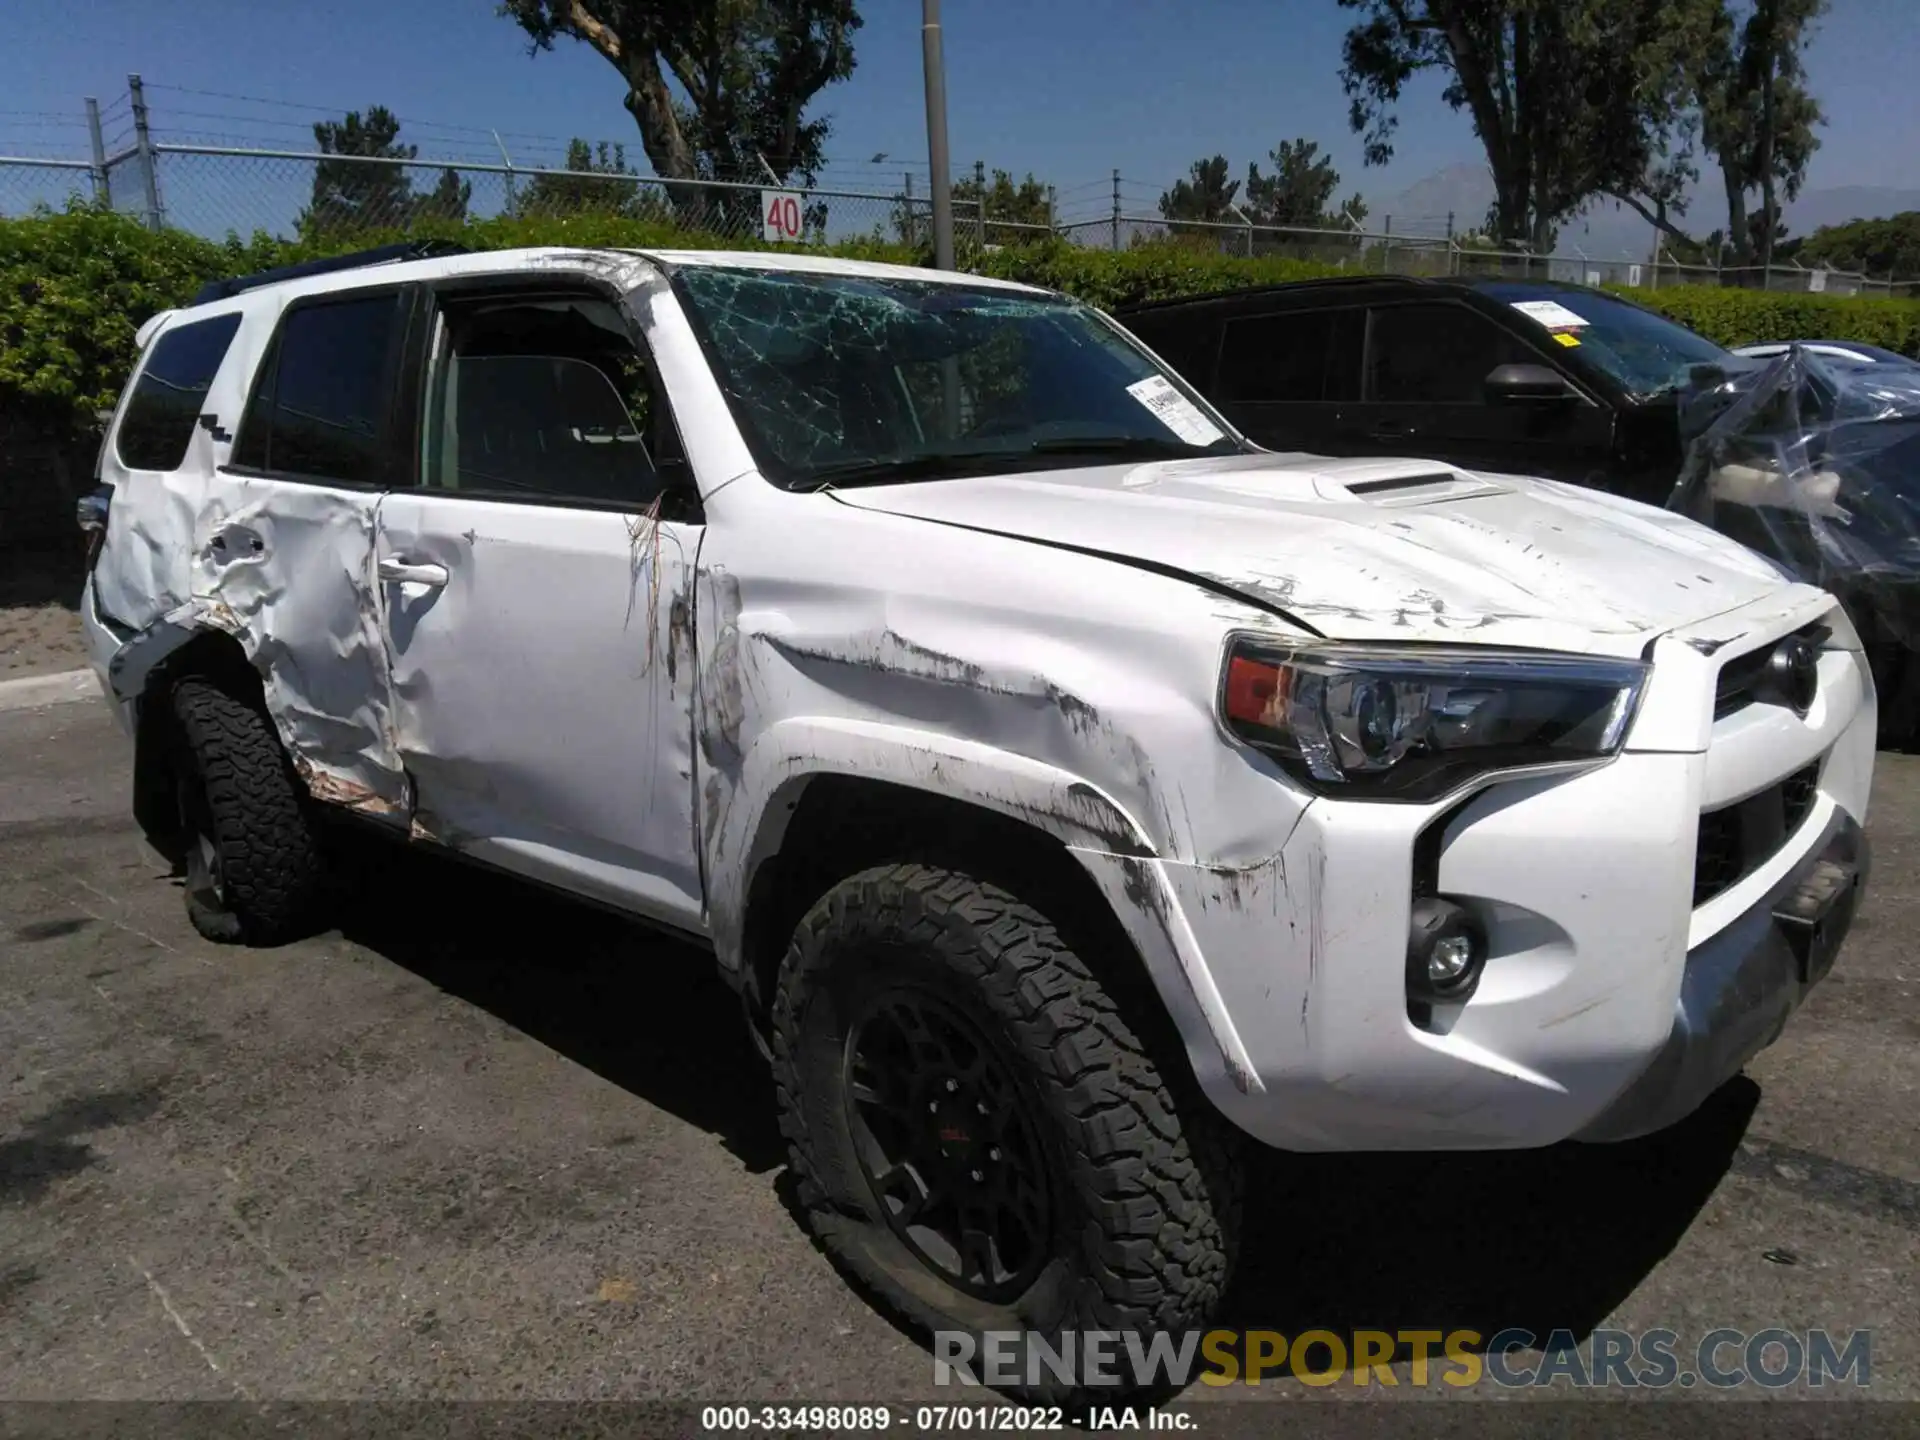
[1, 121, 1914, 299]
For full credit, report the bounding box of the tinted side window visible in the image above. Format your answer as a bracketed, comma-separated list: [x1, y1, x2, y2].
[234, 294, 403, 484]
[115, 314, 243, 471]
[1217, 311, 1334, 403]
[1366, 303, 1535, 404]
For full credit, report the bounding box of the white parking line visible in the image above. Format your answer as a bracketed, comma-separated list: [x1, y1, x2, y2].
[0, 668, 101, 713]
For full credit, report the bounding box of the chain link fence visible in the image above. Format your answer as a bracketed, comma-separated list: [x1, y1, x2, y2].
[0, 156, 99, 216]
[1, 123, 1914, 297]
[62, 145, 926, 248]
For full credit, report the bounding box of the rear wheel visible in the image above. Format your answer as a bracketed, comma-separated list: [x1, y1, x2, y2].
[169, 675, 328, 945]
[770, 862, 1242, 1401]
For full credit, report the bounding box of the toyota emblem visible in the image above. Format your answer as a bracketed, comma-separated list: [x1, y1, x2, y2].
[1768, 637, 1820, 716]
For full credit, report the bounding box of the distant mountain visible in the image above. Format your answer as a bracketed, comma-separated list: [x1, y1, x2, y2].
[1365, 165, 1920, 260]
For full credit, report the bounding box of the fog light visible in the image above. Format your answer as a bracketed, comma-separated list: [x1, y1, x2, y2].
[1407, 896, 1487, 1004]
[1428, 933, 1475, 985]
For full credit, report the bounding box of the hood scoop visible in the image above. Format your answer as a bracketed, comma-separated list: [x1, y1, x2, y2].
[1321, 467, 1516, 507]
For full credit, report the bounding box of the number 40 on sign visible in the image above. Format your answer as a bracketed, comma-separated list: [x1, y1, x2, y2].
[761, 190, 805, 243]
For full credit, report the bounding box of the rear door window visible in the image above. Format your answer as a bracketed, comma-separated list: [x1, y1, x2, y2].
[1365, 302, 1537, 404]
[114, 313, 243, 471]
[1217, 311, 1335, 403]
[233, 292, 407, 485]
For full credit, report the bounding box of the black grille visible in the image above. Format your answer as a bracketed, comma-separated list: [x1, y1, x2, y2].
[1713, 646, 1775, 719]
[1713, 623, 1832, 720]
[1693, 762, 1823, 906]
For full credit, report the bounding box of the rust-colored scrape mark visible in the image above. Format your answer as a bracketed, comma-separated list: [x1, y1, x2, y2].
[198, 599, 243, 634]
[596, 1277, 638, 1303]
[294, 756, 404, 817]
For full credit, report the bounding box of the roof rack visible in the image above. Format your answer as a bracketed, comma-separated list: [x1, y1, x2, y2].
[190, 239, 471, 305]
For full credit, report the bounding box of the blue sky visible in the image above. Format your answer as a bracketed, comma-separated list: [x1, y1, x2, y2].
[3, 0, 1916, 228]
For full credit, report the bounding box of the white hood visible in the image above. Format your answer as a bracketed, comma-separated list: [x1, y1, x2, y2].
[831, 452, 1792, 657]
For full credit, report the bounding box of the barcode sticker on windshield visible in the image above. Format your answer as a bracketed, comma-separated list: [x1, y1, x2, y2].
[1509, 299, 1591, 331]
[1126, 376, 1225, 445]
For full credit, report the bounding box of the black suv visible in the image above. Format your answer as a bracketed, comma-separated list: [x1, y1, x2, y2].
[1115, 275, 1730, 507]
[1118, 276, 1920, 746]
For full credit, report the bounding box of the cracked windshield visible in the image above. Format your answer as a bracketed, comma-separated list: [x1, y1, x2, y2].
[671, 267, 1246, 490]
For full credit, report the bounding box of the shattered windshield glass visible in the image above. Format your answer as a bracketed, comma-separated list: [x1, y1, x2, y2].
[669, 266, 1247, 490]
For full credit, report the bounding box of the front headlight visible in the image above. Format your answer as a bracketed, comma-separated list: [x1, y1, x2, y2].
[1220, 639, 1650, 802]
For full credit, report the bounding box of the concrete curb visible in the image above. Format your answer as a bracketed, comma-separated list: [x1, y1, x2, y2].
[0, 668, 103, 713]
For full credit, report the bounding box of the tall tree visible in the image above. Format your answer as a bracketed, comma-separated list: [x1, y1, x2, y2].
[1717, 0, 1825, 269]
[1159, 156, 1241, 227]
[304, 106, 419, 233]
[1336, 0, 1702, 249]
[1243, 139, 1366, 227]
[499, 1, 860, 186]
[1607, 0, 1825, 268]
[1749, 0, 1817, 267]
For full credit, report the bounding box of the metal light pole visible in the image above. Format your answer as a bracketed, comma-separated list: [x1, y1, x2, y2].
[922, 0, 955, 270]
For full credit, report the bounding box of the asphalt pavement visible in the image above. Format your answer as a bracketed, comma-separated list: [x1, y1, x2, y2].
[2, 694, 1916, 1416]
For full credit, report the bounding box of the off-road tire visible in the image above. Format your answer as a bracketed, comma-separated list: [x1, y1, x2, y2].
[169, 675, 327, 945]
[770, 862, 1243, 1403]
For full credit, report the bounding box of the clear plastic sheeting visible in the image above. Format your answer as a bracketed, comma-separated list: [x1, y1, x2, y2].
[1669, 346, 1920, 737]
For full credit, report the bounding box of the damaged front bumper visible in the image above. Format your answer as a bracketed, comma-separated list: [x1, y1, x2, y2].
[1071, 590, 1877, 1154]
[1577, 809, 1866, 1142]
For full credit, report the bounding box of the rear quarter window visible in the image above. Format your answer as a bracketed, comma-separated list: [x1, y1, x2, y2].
[114, 313, 244, 472]
[232, 292, 407, 486]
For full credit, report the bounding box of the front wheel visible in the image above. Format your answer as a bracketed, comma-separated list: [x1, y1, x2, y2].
[770, 863, 1242, 1400]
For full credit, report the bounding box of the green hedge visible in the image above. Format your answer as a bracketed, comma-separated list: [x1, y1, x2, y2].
[1623, 284, 1920, 355]
[6, 201, 1919, 443]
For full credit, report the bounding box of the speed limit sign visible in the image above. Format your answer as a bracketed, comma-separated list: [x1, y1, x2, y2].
[761, 189, 804, 242]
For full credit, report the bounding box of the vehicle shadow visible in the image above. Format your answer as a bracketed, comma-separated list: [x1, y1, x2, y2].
[326, 829, 1757, 1380]
[1218, 1077, 1759, 1368]
[330, 831, 786, 1174]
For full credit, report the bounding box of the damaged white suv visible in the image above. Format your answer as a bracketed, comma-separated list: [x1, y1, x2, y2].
[81, 243, 1873, 1376]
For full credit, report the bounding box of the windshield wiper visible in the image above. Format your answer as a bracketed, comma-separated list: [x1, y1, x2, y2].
[799, 434, 1225, 492]
[1021, 434, 1220, 458]
[798, 449, 1020, 491]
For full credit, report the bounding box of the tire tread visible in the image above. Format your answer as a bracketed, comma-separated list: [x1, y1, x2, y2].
[769, 861, 1241, 1347]
[170, 675, 326, 945]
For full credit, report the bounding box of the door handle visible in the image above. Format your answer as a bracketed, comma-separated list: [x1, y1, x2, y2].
[1368, 423, 1414, 441]
[377, 557, 450, 587]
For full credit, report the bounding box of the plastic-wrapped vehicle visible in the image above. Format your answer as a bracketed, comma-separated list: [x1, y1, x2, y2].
[1673, 347, 1920, 744]
[1733, 340, 1920, 370]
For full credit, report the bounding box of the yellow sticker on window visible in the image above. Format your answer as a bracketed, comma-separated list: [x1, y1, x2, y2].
[1552, 332, 1581, 347]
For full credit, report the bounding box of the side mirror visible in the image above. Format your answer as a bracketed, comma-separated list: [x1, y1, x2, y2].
[1485, 362, 1575, 404]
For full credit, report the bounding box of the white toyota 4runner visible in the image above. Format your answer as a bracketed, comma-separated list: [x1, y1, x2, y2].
[80, 244, 1873, 1378]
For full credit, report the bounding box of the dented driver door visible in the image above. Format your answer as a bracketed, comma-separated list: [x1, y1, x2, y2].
[373, 283, 705, 931]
